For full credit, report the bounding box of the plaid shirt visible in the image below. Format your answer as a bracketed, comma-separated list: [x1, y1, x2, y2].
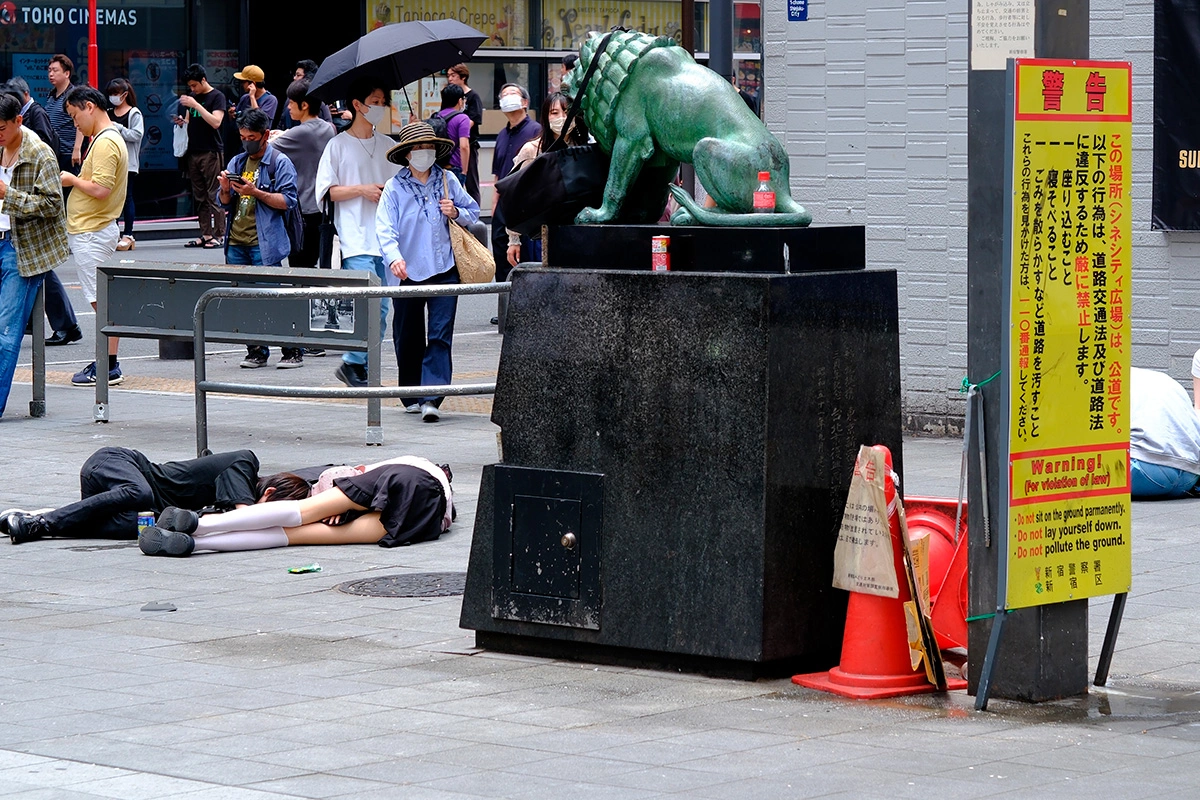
[3, 129, 69, 277]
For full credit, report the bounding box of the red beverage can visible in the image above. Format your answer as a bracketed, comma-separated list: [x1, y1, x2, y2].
[651, 235, 670, 271]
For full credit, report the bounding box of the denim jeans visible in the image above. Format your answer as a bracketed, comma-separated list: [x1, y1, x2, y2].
[226, 243, 264, 266]
[0, 239, 46, 417]
[340, 254, 389, 367]
[1131, 459, 1199, 499]
[392, 267, 458, 407]
[227, 244, 299, 360]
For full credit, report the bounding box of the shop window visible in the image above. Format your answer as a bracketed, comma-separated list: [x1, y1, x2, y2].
[0, 0, 190, 216]
[736, 59, 761, 113]
[540, 0, 708, 52]
[735, 2, 761, 54]
[367, 0, 530, 48]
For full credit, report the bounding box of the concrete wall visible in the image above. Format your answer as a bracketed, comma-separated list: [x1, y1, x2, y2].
[766, 0, 1196, 433]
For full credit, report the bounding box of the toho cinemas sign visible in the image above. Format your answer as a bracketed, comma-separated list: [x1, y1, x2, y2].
[0, 2, 139, 26]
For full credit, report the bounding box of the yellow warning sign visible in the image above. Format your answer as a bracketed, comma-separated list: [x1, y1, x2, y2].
[1005, 59, 1133, 609]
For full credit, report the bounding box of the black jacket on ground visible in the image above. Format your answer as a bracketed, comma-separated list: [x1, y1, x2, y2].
[42, 448, 260, 539]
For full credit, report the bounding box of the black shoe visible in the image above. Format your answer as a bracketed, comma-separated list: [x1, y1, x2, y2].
[157, 506, 199, 534]
[9, 513, 50, 544]
[335, 362, 368, 388]
[490, 316, 499, 325]
[45, 325, 82, 346]
[304, 348, 326, 357]
[240, 353, 269, 369]
[139, 525, 195, 557]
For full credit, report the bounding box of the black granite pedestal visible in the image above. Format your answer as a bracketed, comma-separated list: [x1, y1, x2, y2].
[460, 266, 902, 677]
[544, 224, 865, 273]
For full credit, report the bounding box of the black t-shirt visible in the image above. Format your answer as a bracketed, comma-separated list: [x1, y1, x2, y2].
[186, 88, 227, 153]
[133, 448, 260, 510]
[463, 90, 483, 146]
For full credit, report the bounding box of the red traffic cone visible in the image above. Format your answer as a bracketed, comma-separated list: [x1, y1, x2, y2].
[793, 446, 963, 699]
[906, 497, 969, 651]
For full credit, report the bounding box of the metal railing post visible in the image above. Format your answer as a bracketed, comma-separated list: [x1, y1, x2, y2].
[93, 272, 110, 422]
[367, 294, 382, 445]
[29, 282, 46, 417]
[193, 293, 211, 457]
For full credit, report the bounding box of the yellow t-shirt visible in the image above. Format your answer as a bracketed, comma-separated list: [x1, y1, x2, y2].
[66, 127, 128, 234]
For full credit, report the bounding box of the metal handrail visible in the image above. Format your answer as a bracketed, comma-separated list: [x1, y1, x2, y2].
[193, 282, 511, 455]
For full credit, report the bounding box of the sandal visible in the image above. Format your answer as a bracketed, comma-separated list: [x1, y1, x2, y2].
[116, 235, 135, 251]
[202, 238, 223, 249]
[184, 237, 208, 248]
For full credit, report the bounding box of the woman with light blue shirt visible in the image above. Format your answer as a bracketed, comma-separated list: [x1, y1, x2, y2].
[376, 122, 480, 423]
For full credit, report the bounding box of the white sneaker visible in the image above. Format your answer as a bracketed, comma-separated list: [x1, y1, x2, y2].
[420, 403, 440, 422]
[404, 403, 421, 414]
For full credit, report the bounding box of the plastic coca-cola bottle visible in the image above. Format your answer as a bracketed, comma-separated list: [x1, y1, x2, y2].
[753, 171, 775, 212]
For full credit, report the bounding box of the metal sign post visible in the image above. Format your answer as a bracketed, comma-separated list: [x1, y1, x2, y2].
[976, 57, 1134, 710]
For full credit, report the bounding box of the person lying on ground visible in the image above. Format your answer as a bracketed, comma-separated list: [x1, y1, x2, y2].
[3, 447, 283, 544]
[1130, 366, 1200, 499]
[138, 456, 454, 557]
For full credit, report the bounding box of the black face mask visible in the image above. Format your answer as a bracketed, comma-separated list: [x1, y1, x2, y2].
[242, 138, 264, 157]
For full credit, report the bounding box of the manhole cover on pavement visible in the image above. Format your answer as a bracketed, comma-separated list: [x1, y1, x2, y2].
[335, 572, 467, 598]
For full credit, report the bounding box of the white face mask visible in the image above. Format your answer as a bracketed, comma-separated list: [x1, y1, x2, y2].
[499, 94, 523, 113]
[108, 95, 123, 106]
[362, 104, 387, 127]
[407, 149, 436, 173]
[549, 117, 565, 135]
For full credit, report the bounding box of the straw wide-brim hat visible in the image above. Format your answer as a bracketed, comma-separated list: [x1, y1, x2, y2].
[386, 122, 455, 166]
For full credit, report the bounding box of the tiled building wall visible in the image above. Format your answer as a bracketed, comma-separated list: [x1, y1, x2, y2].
[765, 0, 1195, 433]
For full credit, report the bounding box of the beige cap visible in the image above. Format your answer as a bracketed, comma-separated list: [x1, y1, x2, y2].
[233, 65, 265, 83]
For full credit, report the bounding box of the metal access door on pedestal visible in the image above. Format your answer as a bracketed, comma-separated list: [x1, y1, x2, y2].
[491, 466, 604, 630]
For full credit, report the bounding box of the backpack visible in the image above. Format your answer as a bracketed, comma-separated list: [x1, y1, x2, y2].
[232, 150, 304, 254]
[427, 110, 464, 167]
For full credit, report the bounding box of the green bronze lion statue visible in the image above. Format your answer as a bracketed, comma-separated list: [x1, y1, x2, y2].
[563, 30, 811, 227]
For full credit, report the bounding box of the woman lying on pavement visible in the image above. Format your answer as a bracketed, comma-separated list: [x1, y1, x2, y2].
[3, 447, 272, 544]
[138, 456, 454, 557]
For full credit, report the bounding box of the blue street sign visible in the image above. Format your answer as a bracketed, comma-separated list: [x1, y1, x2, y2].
[788, 0, 808, 22]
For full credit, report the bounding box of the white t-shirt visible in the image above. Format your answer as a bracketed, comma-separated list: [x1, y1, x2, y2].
[1130, 367, 1200, 475]
[0, 163, 11, 230]
[314, 131, 399, 259]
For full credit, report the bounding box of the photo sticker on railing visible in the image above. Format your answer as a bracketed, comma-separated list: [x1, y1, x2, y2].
[310, 299, 355, 334]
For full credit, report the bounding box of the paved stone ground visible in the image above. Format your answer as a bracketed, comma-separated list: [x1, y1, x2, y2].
[2, 246, 1200, 798]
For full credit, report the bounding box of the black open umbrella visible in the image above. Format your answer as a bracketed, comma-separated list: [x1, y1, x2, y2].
[308, 19, 488, 103]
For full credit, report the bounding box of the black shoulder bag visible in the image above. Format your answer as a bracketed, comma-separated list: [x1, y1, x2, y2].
[494, 30, 621, 237]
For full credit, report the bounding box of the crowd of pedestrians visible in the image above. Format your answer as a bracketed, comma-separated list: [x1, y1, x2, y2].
[0, 51, 566, 425]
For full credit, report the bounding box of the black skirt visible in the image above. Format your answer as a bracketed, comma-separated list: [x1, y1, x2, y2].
[333, 464, 446, 547]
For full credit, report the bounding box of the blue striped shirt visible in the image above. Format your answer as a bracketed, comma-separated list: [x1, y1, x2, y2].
[376, 165, 480, 283]
[44, 87, 77, 158]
